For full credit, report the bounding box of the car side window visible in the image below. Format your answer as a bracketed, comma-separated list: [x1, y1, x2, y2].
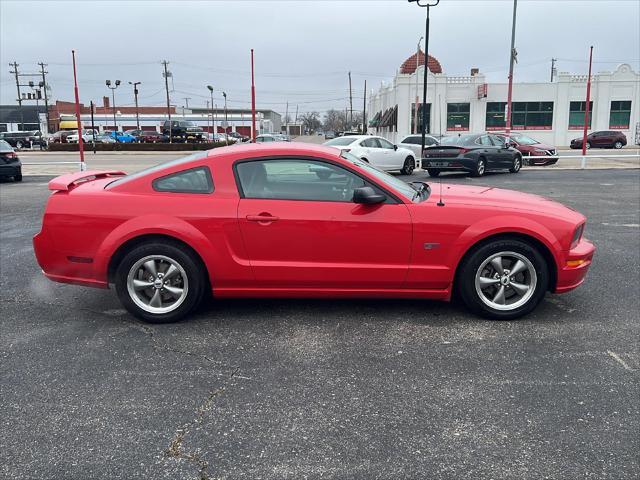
[235, 159, 366, 202]
[378, 138, 395, 149]
[490, 135, 505, 146]
[152, 166, 214, 194]
[361, 138, 374, 148]
[477, 135, 492, 146]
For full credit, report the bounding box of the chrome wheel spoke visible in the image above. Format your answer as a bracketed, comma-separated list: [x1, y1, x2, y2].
[143, 260, 158, 277]
[492, 286, 506, 305]
[479, 276, 500, 288]
[490, 256, 504, 275]
[132, 279, 153, 291]
[164, 263, 179, 280]
[510, 281, 530, 296]
[510, 259, 526, 276]
[164, 285, 184, 298]
[149, 289, 162, 308]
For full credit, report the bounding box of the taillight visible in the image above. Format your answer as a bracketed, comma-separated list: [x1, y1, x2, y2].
[6, 152, 17, 159]
[458, 148, 469, 154]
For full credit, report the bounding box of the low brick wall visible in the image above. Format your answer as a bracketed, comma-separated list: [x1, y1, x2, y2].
[47, 142, 230, 152]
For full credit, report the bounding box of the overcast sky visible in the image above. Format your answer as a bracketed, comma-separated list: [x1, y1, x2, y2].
[1, 0, 638, 117]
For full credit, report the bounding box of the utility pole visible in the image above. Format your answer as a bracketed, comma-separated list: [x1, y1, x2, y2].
[162, 60, 172, 143]
[581, 46, 594, 157]
[414, 37, 423, 134]
[206, 100, 211, 137]
[207, 85, 215, 137]
[284, 101, 288, 134]
[363, 80, 367, 134]
[38, 62, 51, 134]
[250, 49, 256, 142]
[348, 71, 353, 130]
[294, 104, 298, 125]
[408, 0, 440, 155]
[222, 92, 229, 146]
[90, 100, 96, 153]
[71, 50, 85, 170]
[129, 81, 141, 130]
[105, 79, 120, 139]
[550, 58, 557, 82]
[182, 97, 191, 117]
[9, 62, 24, 131]
[505, 0, 518, 138]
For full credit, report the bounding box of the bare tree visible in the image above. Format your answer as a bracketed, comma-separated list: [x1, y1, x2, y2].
[299, 111, 321, 133]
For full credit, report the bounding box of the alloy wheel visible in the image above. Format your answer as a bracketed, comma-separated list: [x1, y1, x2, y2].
[474, 251, 537, 311]
[126, 255, 189, 314]
[477, 160, 485, 176]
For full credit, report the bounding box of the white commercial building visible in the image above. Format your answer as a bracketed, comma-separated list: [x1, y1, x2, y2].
[367, 51, 639, 147]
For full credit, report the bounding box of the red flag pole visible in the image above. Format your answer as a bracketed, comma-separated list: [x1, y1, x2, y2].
[72, 50, 85, 171]
[581, 46, 594, 156]
[251, 49, 256, 142]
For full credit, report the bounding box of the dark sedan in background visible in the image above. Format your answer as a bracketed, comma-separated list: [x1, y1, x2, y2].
[0, 140, 22, 181]
[494, 132, 558, 165]
[570, 131, 627, 149]
[422, 133, 522, 177]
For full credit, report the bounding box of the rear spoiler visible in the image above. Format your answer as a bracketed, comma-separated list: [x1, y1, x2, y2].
[48, 170, 126, 191]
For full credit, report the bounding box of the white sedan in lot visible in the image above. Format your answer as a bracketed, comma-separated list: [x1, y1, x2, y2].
[323, 135, 417, 174]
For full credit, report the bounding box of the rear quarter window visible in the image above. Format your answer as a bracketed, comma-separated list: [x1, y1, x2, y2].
[152, 166, 213, 194]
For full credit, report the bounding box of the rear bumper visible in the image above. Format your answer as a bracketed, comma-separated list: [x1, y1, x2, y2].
[422, 157, 475, 172]
[555, 238, 595, 293]
[33, 230, 108, 289]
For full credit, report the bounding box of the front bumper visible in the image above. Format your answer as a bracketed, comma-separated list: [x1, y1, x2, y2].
[0, 164, 21, 177]
[555, 237, 596, 293]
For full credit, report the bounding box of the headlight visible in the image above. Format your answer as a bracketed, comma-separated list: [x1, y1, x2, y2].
[571, 223, 585, 248]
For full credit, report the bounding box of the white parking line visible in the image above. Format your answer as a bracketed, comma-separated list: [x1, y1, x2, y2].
[602, 223, 640, 228]
[607, 350, 634, 371]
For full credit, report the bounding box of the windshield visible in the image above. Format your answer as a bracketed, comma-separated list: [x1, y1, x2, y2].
[324, 137, 358, 146]
[340, 151, 428, 203]
[510, 134, 539, 145]
[107, 151, 208, 188]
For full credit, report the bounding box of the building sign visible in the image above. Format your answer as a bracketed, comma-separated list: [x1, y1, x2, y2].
[477, 84, 488, 99]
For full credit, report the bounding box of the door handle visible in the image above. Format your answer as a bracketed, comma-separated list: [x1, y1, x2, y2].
[246, 213, 279, 223]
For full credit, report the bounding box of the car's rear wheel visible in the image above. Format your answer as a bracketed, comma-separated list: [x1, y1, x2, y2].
[115, 242, 206, 323]
[401, 157, 415, 175]
[457, 238, 549, 320]
[586, 142, 591, 149]
[614, 141, 623, 149]
[14, 173, 22, 182]
[509, 155, 522, 173]
[471, 158, 486, 177]
[427, 168, 440, 177]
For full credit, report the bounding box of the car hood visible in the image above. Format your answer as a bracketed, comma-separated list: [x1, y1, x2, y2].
[427, 183, 582, 221]
[529, 142, 555, 150]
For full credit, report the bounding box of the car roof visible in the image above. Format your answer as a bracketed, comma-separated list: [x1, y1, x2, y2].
[205, 141, 341, 159]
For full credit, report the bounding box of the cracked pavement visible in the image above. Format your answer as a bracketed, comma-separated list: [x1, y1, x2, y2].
[1, 169, 639, 479]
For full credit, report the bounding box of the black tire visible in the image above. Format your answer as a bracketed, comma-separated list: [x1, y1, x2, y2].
[471, 158, 486, 177]
[14, 174, 22, 182]
[509, 155, 522, 173]
[16, 141, 23, 150]
[401, 157, 415, 175]
[427, 168, 441, 177]
[614, 141, 623, 149]
[456, 238, 549, 320]
[115, 241, 206, 323]
[585, 142, 591, 149]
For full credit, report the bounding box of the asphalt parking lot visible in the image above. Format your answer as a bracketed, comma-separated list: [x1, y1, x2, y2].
[1, 168, 639, 479]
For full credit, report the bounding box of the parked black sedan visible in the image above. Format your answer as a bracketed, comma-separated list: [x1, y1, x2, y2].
[422, 133, 523, 177]
[0, 140, 22, 181]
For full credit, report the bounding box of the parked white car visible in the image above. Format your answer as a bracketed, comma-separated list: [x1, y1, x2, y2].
[397, 134, 439, 166]
[323, 135, 417, 174]
[66, 129, 99, 143]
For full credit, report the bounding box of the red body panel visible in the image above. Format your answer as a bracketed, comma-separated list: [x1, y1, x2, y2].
[33, 143, 594, 300]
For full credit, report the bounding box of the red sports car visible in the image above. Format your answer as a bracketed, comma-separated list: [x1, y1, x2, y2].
[33, 143, 595, 323]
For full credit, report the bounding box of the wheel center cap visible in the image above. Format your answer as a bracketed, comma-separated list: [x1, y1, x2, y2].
[153, 279, 163, 289]
[500, 276, 510, 286]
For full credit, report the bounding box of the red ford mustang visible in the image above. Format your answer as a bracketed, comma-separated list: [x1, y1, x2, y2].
[33, 143, 595, 323]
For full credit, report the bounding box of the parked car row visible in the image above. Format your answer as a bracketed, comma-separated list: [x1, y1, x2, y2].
[0, 131, 46, 149]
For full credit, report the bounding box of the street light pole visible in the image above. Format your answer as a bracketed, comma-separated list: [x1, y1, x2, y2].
[129, 81, 141, 130]
[414, 36, 423, 134]
[105, 79, 120, 141]
[408, 0, 440, 156]
[223, 91, 228, 146]
[207, 85, 215, 141]
[505, 0, 518, 138]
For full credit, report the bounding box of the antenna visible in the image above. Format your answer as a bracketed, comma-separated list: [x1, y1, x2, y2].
[437, 178, 445, 206]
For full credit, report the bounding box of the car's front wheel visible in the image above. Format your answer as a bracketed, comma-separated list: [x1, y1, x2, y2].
[427, 168, 440, 177]
[509, 155, 522, 173]
[115, 241, 206, 323]
[614, 141, 623, 149]
[457, 238, 549, 320]
[14, 173, 22, 182]
[401, 157, 415, 175]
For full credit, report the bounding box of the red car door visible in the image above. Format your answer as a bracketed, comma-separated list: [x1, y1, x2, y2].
[235, 158, 412, 289]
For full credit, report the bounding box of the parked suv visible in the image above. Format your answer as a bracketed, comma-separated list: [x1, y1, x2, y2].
[570, 131, 627, 149]
[161, 120, 203, 142]
[0, 131, 45, 149]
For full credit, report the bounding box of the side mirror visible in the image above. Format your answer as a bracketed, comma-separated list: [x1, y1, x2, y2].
[353, 186, 386, 205]
[393, 144, 398, 150]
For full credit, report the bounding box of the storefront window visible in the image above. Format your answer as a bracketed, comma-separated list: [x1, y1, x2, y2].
[446, 103, 470, 131]
[511, 102, 553, 130]
[609, 101, 631, 129]
[486, 102, 506, 130]
[568, 101, 593, 129]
